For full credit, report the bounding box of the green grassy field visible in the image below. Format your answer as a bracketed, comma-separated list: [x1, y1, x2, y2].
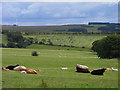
[24, 35, 106, 48]
[2, 47, 118, 88]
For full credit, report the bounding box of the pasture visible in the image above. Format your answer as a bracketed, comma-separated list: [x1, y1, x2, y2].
[2, 47, 118, 88]
[24, 35, 106, 48]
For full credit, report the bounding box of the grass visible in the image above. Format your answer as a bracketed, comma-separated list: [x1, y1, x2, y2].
[24, 35, 106, 48]
[2, 48, 118, 88]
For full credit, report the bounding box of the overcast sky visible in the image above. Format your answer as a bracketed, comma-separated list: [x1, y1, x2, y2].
[2, 2, 118, 26]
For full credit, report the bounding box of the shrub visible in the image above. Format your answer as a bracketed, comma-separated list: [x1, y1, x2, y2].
[32, 51, 38, 56]
[81, 46, 85, 48]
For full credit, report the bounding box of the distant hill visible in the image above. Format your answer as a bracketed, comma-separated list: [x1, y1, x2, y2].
[1, 22, 119, 33]
[1, 25, 87, 32]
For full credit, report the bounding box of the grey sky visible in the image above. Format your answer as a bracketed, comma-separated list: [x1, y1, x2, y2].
[2, 2, 118, 26]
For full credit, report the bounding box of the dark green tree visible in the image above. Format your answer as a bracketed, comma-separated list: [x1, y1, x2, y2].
[48, 39, 53, 45]
[7, 32, 24, 42]
[91, 34, 120, 59]
[7, 42, 16, 48]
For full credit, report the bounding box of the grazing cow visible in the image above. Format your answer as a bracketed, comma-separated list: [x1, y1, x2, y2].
[6, 64, 19, 70]
[76, 64, 90, 73]
[91, 68, 106, 75]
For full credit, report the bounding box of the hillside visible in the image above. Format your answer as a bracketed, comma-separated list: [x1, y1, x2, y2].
[1, 25, 102, 32]
[1, 22, 119, 33]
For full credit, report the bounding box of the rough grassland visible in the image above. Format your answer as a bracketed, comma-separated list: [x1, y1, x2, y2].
[2, 48, 118, 88]
[24, 35, 106, 48]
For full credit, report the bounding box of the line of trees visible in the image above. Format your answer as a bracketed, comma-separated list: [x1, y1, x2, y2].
[23, 31, 120, 36]
[2, 30, 35, 48]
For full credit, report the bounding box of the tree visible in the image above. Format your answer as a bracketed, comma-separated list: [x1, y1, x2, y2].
[7, 32, 24, 42]
[24, 37, 34, 45]
[7, 42, 16, 48]
[91, 34, 120, 59]
[16, 41, 28, 48]
[47, 39, 53, 45]
[3, 31, 33, 48]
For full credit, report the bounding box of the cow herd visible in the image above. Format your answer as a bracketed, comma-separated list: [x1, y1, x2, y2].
[76, 64, 118, 75]
[2, 64, 118, 75]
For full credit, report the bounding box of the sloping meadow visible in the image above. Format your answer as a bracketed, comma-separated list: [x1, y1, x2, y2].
[2, 48, 118, 88]
[24, 34, 106, 48]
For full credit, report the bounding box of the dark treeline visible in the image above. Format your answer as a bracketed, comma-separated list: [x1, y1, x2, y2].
[98, 25, 119, 32]
[68, 28, 87, 32]
[23, 31, 120, 35]
[1, 30, 35, 48]
[23, 31, 84, 35]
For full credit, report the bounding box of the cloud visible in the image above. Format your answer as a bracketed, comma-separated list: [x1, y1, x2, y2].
[19, 2, 102, 19]
[2, 0, 120, 2]
[2, 3, 23, 18]
[2, 2, 118, 26]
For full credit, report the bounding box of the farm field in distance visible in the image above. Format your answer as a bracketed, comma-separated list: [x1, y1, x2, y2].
[2, 47, 118, 88]
[23, 35, 106, 48]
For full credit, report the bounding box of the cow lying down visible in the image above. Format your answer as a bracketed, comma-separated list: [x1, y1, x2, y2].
[2, 65, 39, 74]
[6, 64, 19, 70]
[14, 66, 37, 74]
[91, 68, 106, 75]
[76, 64, 90, 73]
